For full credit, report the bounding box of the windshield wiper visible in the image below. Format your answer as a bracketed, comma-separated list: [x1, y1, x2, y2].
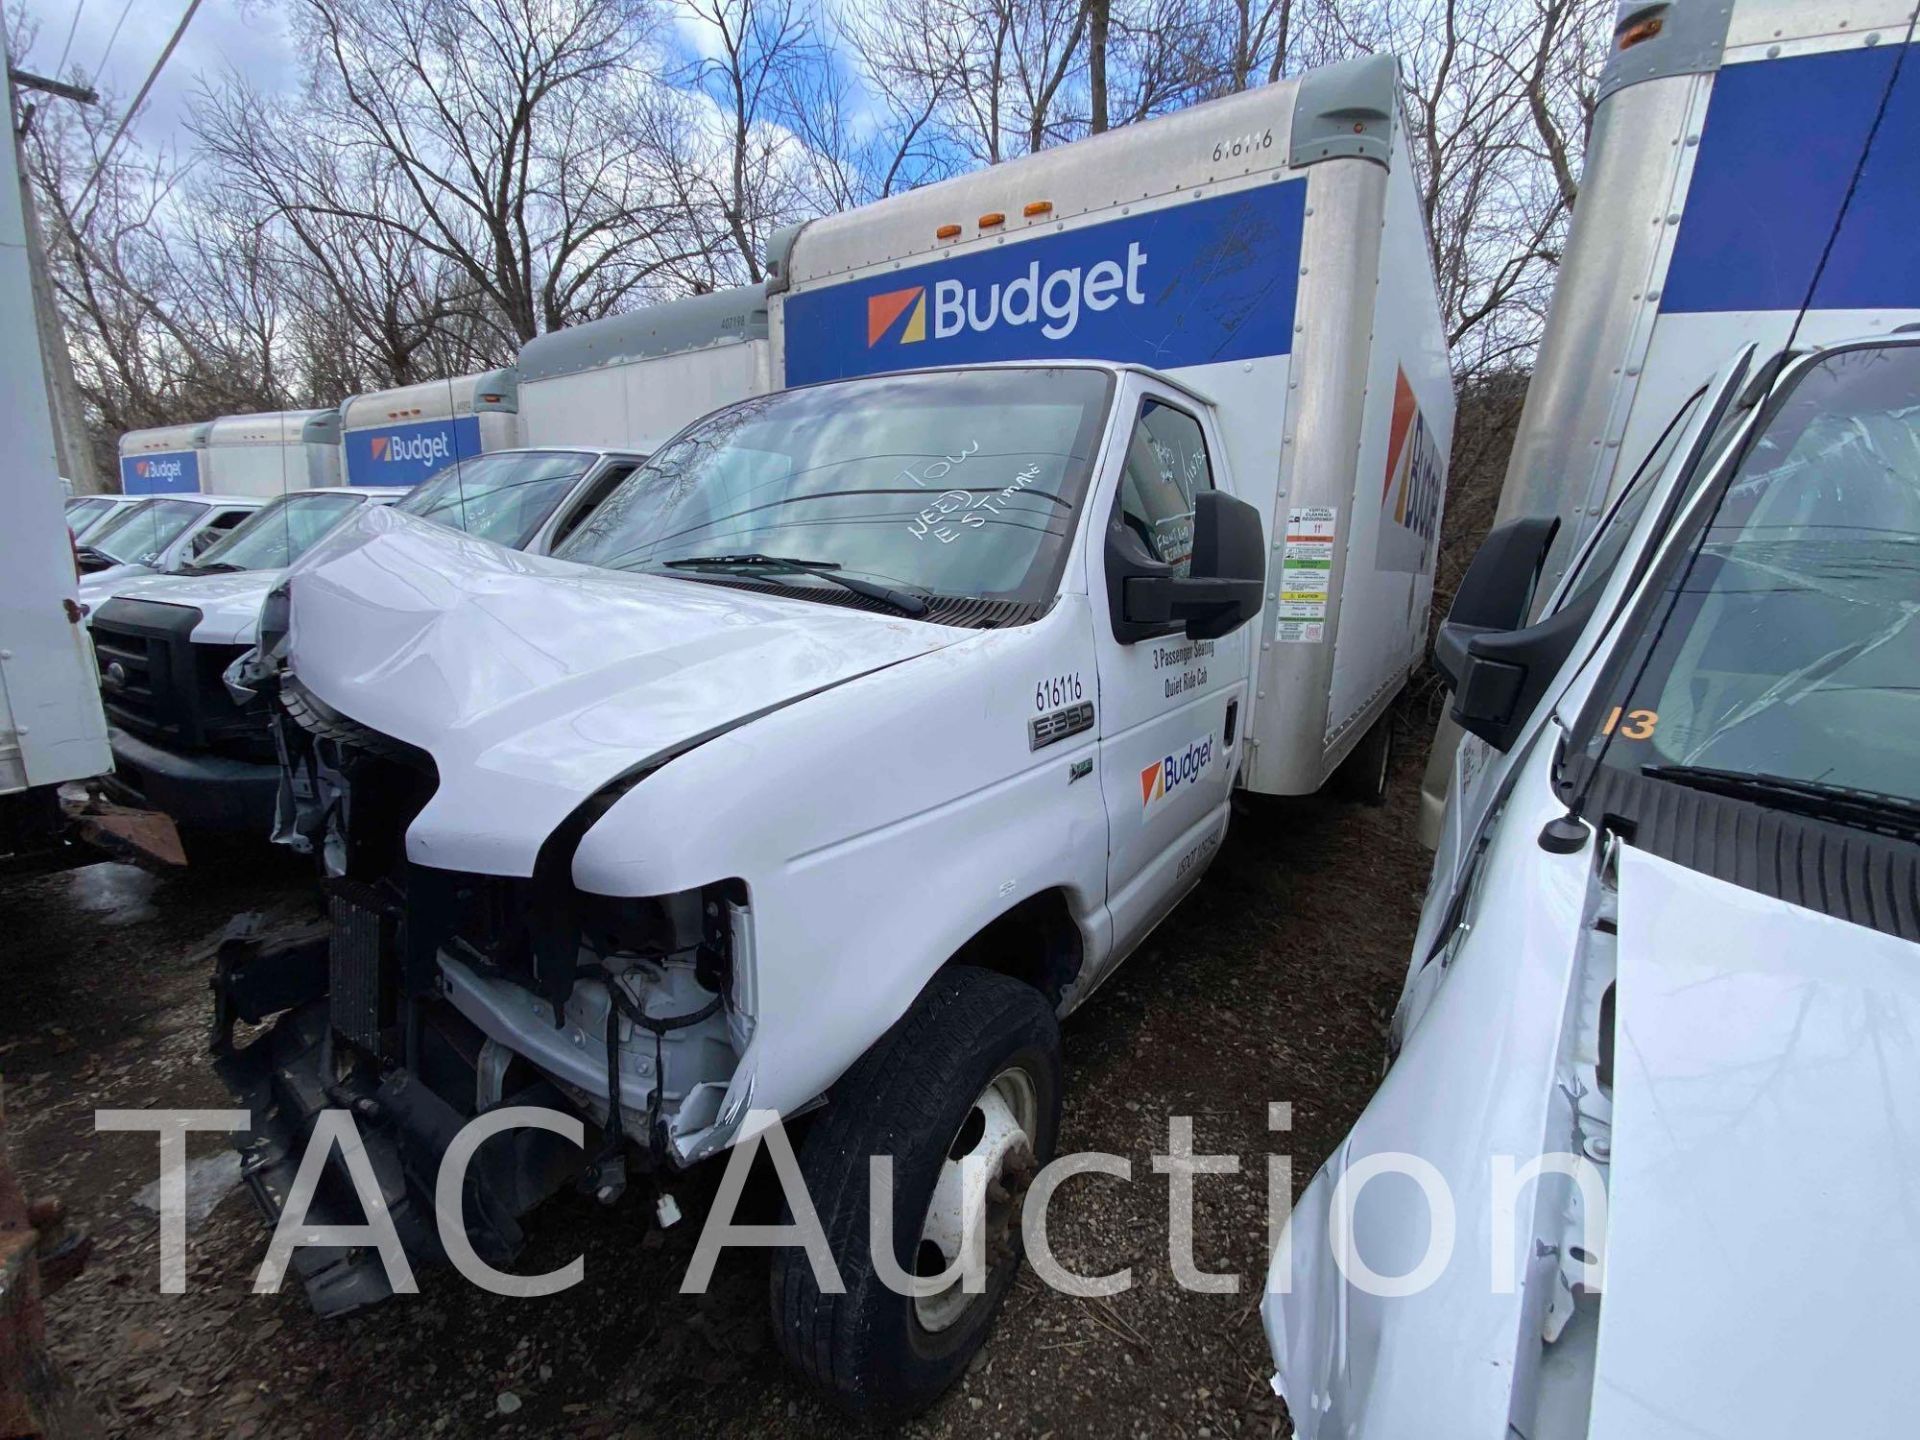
[660, 553, 929, 617]
[183, 560, 246, 575]
[1642, 763, 1920, 841]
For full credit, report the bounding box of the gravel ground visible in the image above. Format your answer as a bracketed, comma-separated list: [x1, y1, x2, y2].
[0, 712, 1435, 1440]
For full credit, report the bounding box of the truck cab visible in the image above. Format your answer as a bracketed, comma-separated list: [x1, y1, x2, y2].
[86, 452, 642, 862]
[1265, 334, 1920, 1437]
[74, 492, 264, 590]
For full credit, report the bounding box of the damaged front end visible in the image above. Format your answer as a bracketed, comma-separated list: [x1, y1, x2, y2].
[213, 665, 755, 1317]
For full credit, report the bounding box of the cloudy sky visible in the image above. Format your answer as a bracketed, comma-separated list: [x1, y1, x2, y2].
[13, 1, 300, 152]
[11, 0, 741, 156]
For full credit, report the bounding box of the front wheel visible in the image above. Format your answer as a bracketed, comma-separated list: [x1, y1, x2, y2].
[770, 966, 1062, 1418]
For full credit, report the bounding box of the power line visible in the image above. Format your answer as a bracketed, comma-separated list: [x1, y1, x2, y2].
[71, 0, 202, 215]
[53, 0, 85, 76]
[95, 0, 134, 76]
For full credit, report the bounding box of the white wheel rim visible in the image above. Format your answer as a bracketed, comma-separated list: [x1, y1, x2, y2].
[913, 1066, 1039, 1333]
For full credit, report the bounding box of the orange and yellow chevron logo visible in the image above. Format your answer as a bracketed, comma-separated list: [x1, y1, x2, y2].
[867, 286, 927, 347]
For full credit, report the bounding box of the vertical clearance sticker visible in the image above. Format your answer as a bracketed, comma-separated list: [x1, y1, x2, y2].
[1276, 504, 1336, 643]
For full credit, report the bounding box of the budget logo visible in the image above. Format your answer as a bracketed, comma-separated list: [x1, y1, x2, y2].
[1376, 367, 1444, 574]
[371, 431, 455, 470]
[135, 461, 149, 477]
[867, 286, 927, 347]
[1140, 735, 1215, 809]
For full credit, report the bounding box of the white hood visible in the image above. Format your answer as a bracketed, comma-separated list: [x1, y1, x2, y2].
[89, 569, 281, 644]
[1591, 847, 1920, 1439]
[286, 507, 966, 876]
[78, 561, 159, 596]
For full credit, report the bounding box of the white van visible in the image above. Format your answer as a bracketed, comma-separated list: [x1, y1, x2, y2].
[518, 286, 771, 451]
[1267, 330, 1920, 1439]
[215, 55, 1452, 1414]
[203, 409, 344, 497]
[1420, 0, 1920, 841]
[339, 368, 522, 486]
[117, 422, 212, 496]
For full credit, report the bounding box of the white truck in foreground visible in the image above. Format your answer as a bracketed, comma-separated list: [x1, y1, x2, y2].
[1267, 327, 1920, 1440]
[214, 55, 1452, 1414]
[1419, 0, 1920, 842]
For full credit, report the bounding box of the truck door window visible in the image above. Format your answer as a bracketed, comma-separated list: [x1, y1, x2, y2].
[1553, 386, 1705, 614]
[548, 464, 635, 549]
[1113, 398, 1214, 576]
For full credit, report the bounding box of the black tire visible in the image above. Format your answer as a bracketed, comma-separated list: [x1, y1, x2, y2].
[1332, 712, 1394, 806]
[771, 965, 1063, 1419]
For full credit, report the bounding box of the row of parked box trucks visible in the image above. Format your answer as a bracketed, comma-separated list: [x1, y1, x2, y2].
[5, 0, 1919, 1428]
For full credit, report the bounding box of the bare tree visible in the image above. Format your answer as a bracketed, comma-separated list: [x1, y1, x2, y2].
[195, 0, 704, 345]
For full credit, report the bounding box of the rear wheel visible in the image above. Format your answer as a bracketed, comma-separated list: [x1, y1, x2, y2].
[771, 966, 1062, 1418]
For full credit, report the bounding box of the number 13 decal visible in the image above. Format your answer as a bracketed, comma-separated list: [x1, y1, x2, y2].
[1603, 707, 1659, 741]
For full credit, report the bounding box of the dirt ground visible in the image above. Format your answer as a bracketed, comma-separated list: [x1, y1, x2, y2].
[0, 710, 1436, 1440]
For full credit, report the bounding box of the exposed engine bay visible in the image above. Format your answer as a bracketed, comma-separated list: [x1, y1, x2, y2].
[212, 666, 750, 1315]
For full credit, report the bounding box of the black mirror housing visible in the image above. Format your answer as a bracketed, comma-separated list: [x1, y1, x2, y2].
[1433, 514, 1597, 753]
[1108, 490, 1266, 643]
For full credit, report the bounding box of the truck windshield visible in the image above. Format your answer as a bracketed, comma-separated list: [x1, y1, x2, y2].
[395, 451, 589, 549]
[1583, 343, 1920, 806]
[193, 491, 365, 571]
[87, 498, 202, 565]
[555, 367, 1114, 609]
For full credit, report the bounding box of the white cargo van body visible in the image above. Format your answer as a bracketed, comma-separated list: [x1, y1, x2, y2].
[518, 286, 771, 451]
[203, 409, 344, 498]
[2, 113, 110, 834]
[338, 368, 521, 487]
[118, 422, 212, 496]
[1498, 0, 1920, 595]
[769, 53, 1452, 794]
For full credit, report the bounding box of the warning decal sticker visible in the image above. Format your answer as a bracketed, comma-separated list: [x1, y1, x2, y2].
[1276, 504, 1336, 643]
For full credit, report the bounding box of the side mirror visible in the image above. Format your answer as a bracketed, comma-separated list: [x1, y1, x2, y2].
[1108, 490, 1266, 644]
[1433, 515, 1571, 752]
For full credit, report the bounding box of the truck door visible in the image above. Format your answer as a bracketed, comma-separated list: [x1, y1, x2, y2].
[1092, 381, 1250, 957]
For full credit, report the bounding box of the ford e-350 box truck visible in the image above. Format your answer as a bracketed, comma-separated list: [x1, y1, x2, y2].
[118, 422, 211, 495]
[518, 284, 772, 452]
[203, 408, 344, 498]
[214, 53, 1452, 1417]
[339, 368, 522, 486]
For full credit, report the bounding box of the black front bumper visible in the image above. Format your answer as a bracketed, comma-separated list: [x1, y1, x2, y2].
[105, 726, 278, 834]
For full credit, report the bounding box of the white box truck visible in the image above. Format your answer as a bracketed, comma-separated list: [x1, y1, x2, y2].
[518, 285, 771, 451]
[203, 408, 344, 497]
[2, 93, 111, 870]
[118, 422, 212, 496]
[338, 368, 522, 486]
[1419, 0, 1920, 842]
[214, 53, 1452, 1415]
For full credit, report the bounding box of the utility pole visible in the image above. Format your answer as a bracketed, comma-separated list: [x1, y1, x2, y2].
[6, 41, 105, 494]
